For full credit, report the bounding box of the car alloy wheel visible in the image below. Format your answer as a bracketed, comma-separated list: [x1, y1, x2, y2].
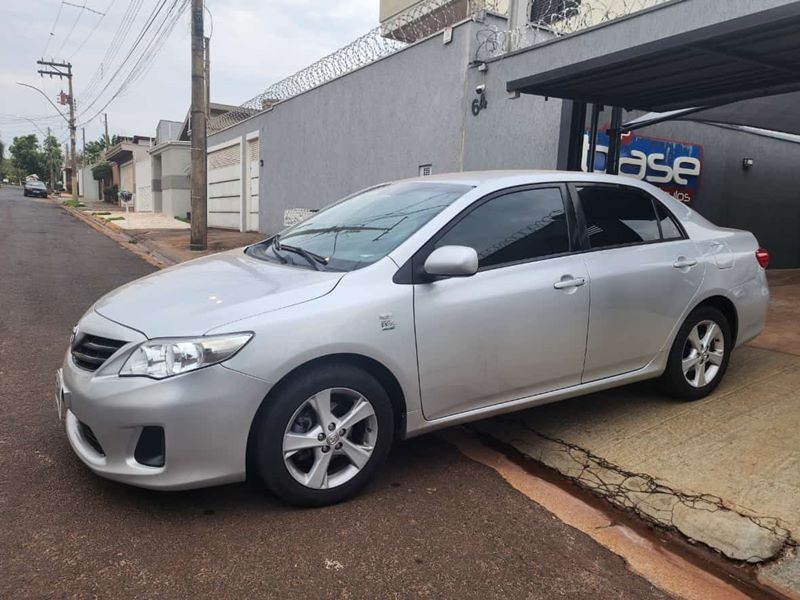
[681, 320, 725, 388]
[282, 387, 378, 490]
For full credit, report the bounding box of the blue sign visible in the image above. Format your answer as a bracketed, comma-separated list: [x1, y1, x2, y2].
[583, 132, 703, 203]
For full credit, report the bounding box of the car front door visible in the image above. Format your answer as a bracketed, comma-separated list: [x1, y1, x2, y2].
[572, 184, 705, 382]
[412, 185, 590, 421]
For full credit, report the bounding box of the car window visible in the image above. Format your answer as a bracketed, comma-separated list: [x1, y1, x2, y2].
[655, 201, 683, 240]
[576, 185, 660, 248]
[246, 181, 473, 271]
[435, 187, 570, 269]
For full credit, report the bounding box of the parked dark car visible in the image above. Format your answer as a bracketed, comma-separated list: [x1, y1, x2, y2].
[23, 180, 49, 198]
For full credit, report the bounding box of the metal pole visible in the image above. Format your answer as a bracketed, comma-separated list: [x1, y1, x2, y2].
[190, 0, 207, 250]
[104, 113, 109, 146]
[606, 106, 623, 175]
[587, 103, 601, 173]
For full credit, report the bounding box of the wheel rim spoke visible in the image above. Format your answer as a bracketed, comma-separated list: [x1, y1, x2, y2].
[708, 350, 724, 366]
[308, 389, 333, 427]
[687, 327, 703, 352]
[305, 449, 333, 489]
[341, 438, 372, 469]
[702, 322, 719, 348]
[339, 398, 375, 431]
[695, 363, 707, 387]
[682, 353, 701, 374]
[283, 428, 324, 458]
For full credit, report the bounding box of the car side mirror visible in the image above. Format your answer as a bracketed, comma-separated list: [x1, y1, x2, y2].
[423, 245, 479, 278]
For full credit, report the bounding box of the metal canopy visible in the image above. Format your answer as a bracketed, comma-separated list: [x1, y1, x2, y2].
[624, 91, 800, 136]
[507, 3, 800, 112]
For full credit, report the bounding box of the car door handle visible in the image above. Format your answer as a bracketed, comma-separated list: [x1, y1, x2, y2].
[553, 276, 586, 290]
[673, 257, 698, 269]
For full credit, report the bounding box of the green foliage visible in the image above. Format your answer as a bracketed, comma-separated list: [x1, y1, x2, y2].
[92, 161, 112, 181]
[91, 211, 112, 216]
[63, 198, 84, 208]
[104, 216, 125, 221]
[9, 134, 43, 179]
[7, 134, 63, 188]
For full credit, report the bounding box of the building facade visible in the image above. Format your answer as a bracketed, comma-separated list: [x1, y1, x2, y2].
[208, 0, 800, 267]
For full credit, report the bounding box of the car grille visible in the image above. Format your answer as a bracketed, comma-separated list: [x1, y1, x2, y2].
[78, 421, 105, 456]
[71, 334, 126, 371]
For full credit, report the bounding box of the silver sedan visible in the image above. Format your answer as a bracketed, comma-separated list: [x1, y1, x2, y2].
[57, 171, 769, 506]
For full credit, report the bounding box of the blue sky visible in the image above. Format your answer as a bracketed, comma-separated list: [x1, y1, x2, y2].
[0, 0, 378, 148]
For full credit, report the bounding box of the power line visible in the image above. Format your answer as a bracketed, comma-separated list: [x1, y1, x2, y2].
[43, 1, 66, 58]
[77, 0, 186, 124]
[54, 2, 86, 58]
[69, 0, 115, 60]
[77, 0, 145, 100]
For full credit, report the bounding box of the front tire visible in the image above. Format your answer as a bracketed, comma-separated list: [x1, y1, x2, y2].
[661, 306, 732, 401]
[252, 363, 394, 507]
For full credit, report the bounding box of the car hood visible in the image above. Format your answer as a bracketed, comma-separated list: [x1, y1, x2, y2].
[93, 249, 344, 337]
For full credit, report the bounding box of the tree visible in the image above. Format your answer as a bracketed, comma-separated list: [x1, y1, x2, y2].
[9, 134, 43, 180]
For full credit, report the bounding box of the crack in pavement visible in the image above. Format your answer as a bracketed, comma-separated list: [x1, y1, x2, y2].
[476, 417, 797, 564]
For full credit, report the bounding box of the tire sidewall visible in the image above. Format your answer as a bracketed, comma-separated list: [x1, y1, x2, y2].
[665, 306, 732, 401]
[254, 363, 394, 507]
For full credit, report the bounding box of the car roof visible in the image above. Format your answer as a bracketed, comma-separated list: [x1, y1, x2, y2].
[399, 169, 652, 188]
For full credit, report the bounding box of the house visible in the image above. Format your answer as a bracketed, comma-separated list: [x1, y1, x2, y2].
[104, 135, 154, 209]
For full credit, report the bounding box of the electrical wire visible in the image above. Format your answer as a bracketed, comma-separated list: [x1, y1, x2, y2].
[42, 1, 66, 58]
[54, 1, 86, 58]
[77, 0, 187, 125]
[69, 0, 117, 60]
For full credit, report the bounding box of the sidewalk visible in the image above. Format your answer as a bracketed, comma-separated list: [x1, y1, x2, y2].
[477, 270, 800, 597]
[58, 200, 262, 267]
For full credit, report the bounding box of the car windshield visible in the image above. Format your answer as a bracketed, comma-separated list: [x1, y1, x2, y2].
[247, 181, 472, 271]
[28, 181, 46, 188]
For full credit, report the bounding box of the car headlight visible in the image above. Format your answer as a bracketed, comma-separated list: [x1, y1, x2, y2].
[119, 333, 253, 379]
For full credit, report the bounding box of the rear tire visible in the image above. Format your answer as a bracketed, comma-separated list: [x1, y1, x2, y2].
[252, 363, 394, 507]
[661, 305, 732, 401]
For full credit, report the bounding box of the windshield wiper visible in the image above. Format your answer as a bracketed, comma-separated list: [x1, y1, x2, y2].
[272, 236, 329, 271]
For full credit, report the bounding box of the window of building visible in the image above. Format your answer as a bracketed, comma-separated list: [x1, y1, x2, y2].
[419, 164, 432, 177]
[577, 186, 661, 248]
[436, 187, 570, 268]
[655, 201, 683, 240]
[529, 0, 581, 25]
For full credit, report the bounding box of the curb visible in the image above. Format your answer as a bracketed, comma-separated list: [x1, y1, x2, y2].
[57, 201, 176, 270]
[475, 419, 798, 559]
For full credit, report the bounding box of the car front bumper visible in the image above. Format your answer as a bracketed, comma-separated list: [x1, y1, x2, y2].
[61, 348, 270, 491]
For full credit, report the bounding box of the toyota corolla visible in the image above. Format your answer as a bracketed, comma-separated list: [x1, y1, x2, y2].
[56, 171, 769, 506]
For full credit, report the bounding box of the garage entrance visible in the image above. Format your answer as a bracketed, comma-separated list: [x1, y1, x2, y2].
[506, 1, 800, 266]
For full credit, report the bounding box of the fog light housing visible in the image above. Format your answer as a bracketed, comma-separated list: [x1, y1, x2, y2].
[134, 426, 165, 467]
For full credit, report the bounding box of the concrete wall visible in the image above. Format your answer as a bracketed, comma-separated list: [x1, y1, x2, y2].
[151, 143, 191, 218]
[255, 18, 476, 233]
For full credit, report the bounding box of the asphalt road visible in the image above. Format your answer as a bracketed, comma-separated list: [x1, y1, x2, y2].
[0, 187, 668, 599]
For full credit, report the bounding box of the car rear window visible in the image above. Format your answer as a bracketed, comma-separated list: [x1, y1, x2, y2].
[576, 185, 661, 249]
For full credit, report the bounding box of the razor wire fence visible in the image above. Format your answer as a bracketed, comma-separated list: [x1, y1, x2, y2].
[210, 0, 671, 133]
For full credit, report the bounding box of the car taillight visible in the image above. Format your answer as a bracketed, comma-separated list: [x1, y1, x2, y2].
[755, 247, 769, 269]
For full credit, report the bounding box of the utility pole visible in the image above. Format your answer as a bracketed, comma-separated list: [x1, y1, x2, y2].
[103, 113, 109, 146]
[37, 59, 77, 202]
[82, 128, 86, 166]
[204, 36, 210, 119]
[190, 0, 207, 250]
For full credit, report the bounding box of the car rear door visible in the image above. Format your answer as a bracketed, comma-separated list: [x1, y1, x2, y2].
[412, 184, 590, 421]
[571, 184, 704, 383]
